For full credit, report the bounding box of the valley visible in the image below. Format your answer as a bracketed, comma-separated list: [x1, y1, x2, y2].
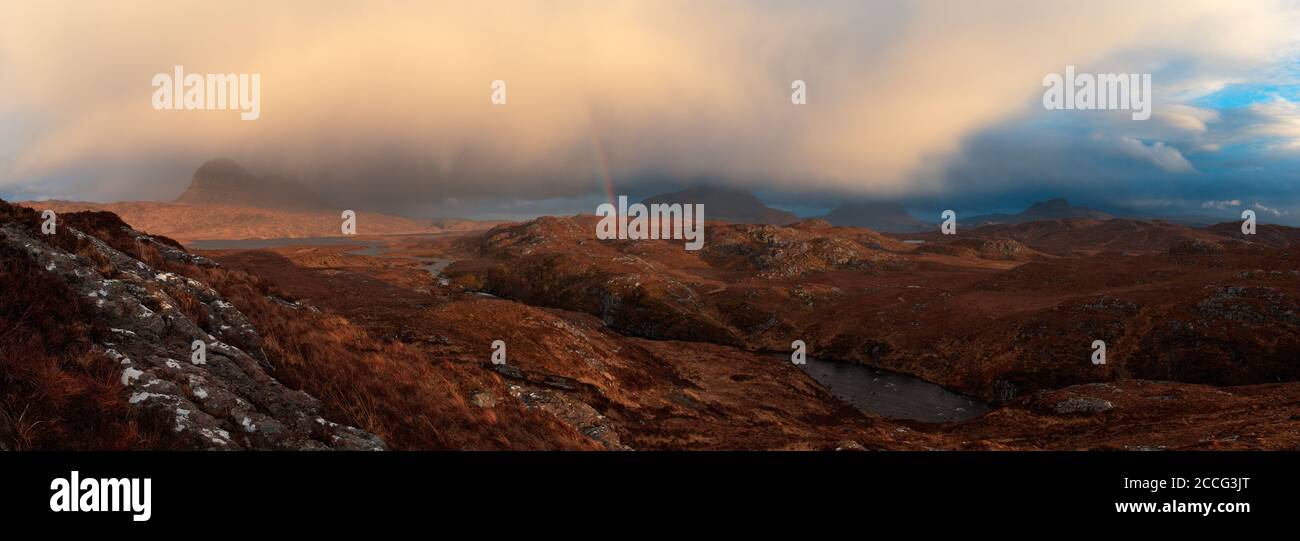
[6, 185, 1300, 451]
[182, 214, 1300, 450]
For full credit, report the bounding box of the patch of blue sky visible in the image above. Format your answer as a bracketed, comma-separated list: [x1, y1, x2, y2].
[1194, 83, 1300, 109]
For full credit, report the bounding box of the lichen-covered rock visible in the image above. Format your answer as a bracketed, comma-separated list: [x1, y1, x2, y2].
[1, 223, 384, 450]
[1052, 397, 1115, 415]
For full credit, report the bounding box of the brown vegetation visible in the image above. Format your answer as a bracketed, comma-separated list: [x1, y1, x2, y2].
[158, 258, 597, 450]
[0, 240, 180, 450]
[9, 194, 1300, 450]
[446, 215, 1300, 403]
[26, 200, 493, 242]
[4, 198, 585, 450]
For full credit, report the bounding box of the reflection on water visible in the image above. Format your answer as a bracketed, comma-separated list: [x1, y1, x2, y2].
[796, 357, 992, 422]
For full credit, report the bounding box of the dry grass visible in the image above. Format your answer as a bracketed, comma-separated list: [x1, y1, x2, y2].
[164, 260, 596, 450]
[2, 199, 593, 450]
[0, 232, 180, 450]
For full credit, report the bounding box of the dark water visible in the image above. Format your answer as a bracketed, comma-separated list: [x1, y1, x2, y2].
[796, 357, 992, 422]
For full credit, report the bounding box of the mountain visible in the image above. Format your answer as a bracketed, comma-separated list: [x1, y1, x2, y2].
[28, 200, 442, 242]
[640, 186, 799, 225]
[816, 202, 928, 232]
[175, 158, 331, 209]
[965, 198, 1112, 227]
[21, 159, 503, 242]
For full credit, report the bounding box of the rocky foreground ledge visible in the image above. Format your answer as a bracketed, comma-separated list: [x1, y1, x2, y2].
[0, 202, 383, 450]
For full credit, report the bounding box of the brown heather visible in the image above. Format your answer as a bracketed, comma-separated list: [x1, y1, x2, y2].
[0, 203, 181, 449]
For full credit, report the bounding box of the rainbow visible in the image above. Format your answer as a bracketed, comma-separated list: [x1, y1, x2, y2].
[589, 126, 617, 208]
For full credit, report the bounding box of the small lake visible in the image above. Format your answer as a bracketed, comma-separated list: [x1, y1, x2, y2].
[796, 357, 992, 423]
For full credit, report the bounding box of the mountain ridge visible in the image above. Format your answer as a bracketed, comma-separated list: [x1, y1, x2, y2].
[964, 197, 1112, 226]
[20, 159, 503, 242]
[640, 186, 799, 225]
[816, 201, 928, 233]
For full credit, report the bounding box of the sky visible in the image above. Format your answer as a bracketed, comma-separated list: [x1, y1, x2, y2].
[1, 0, 1299, 222]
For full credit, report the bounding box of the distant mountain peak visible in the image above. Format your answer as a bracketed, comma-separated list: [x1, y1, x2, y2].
[175, 158, 329, 210]
[966, 197, 1111, 226]
[186, 158, 258, 192]
[1027, 197, 1070, 211]
[815, 201, 927, 233]
[640, 185, 798, 225]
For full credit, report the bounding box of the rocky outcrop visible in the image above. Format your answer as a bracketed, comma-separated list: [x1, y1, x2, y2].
[702, 223, 906, 278]
[1051, 397, 1115, 415]
[919, 237, 1034, 261]
[0, 215, 384, 450]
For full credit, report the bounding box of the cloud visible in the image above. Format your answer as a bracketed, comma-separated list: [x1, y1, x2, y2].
[0, 0, 1298, 216]
[1114, 137, 1195, 172]
[1247, 98, 1300, 150]
[1254, 202, 1289, 216]
[1202, 199, 1241, 209]
[1155, 105, 1220, 134]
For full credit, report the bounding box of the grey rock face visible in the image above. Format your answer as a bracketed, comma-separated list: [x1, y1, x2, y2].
[1052, 397, 1115, 415]
[1, 223, 385, 450]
